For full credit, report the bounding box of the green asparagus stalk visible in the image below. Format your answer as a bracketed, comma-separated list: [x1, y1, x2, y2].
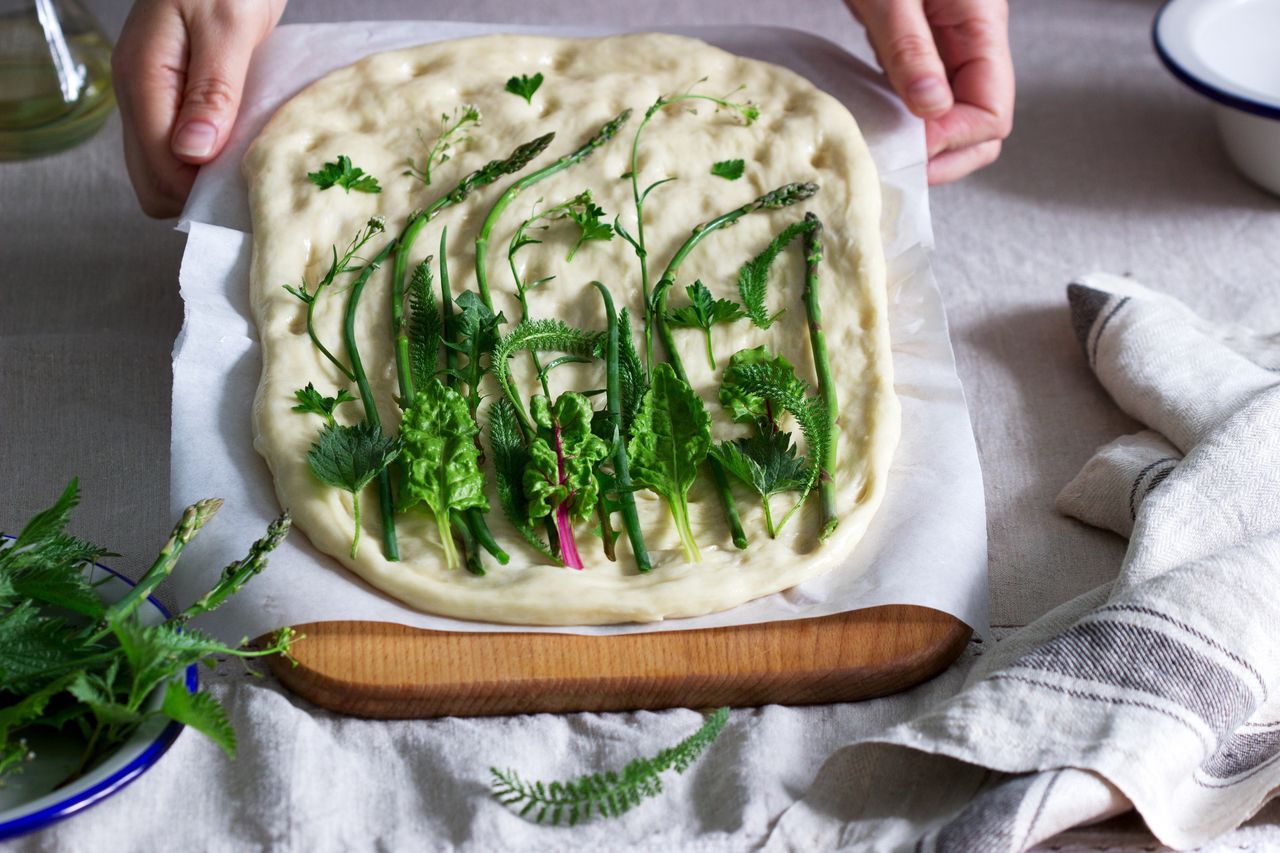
[475, 110, 631, 309]
[801, 213, 839, 540]
[343, 239, 401, 561]
[106, 498, 222, 623]
[591, 281, 652, 572]
[179, 512, 292, 621]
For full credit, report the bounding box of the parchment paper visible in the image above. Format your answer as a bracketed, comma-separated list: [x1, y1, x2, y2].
[170, 21, 989, 641]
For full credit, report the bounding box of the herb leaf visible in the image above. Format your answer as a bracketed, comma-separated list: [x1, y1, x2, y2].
[664, 280, 746, 369]
[491, 707, 728, 825]
[405, 105, 481, 186]
[408, 258, 442, 392]
[736, 218, 818, 330]
[307, 422, 403, 557]
[505, 72, 544, 104]
[162, 681, 236, 757]
[307, 155, 382, 193]
[627, 363, 712, 563]
[710, 158, 745, 181]
[292, 383, 357, 426]
[488, 398, 558, 563]
[565, 199, 614, 261]
[399, 379, 489, 571]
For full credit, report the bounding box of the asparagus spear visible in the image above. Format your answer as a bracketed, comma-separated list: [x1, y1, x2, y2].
[474, 110, 632, 310]
[801, 213, 839, 540]
[106, 498, 222, 623]
[591, 281, 652, 572]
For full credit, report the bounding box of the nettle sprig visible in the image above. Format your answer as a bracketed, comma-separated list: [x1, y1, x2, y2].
[491, 708, 728, 826]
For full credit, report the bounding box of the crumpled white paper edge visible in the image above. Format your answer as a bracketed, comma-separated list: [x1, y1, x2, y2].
[169, 20, 989, 641]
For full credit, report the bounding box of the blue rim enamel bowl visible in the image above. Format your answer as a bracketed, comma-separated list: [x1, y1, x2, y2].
[1154, 0, 1280, 195]
[0, 543, 199, 841]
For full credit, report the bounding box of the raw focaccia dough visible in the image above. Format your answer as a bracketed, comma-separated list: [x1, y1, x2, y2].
[244, 32, 899, 625]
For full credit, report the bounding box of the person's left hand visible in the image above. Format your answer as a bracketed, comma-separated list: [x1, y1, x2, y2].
[113, 0, 286, 217]
[845, 0, 1015, 184]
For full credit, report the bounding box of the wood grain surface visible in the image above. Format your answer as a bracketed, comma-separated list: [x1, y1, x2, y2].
[266, 605, 971, 718]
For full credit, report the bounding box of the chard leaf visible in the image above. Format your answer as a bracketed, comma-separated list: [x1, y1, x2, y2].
[524, 393, 610, 524]
[627, 363, 711, 563]
[399, 379, 489, 571]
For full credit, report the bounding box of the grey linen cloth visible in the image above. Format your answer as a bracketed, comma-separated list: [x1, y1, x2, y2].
[768, 274, 1280, 851]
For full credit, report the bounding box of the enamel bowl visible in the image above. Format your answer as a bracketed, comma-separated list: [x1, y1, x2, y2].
[0, 552, 198, 841]
[1154, 0, 1280, 195]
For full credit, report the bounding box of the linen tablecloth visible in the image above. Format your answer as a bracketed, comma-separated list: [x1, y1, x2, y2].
[2, 0, 1278, 849]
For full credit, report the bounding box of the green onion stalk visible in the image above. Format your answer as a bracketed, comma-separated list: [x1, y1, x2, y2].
[653, 182, 820, 550]
[344, 239, 401, 561]
[591, 281, 652, 572]
[801, 213, 839, 540]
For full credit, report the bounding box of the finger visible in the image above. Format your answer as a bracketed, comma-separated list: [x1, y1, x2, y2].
[850, 0, 955, 118]
[113, 1, 196, 217]
[927, 139, 1001, 184]
[169, 6, 264, 163]
[927, 4, 1015, 155]
[924, 101, 1011, 158]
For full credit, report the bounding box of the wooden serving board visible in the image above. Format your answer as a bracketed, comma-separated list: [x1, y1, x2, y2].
[266, 605, 970, 718]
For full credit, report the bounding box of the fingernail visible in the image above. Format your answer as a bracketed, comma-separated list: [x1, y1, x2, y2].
[173, 120, 218, 158]
[907, 77, 950, 115]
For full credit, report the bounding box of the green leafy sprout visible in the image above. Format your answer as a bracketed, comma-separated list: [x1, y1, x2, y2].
[664, 280, 745, 369]
[505, 72, 544, 104]
[307, 154, 382, 193]
[491, 707, 728, 825]
[306, 422, 403, 558]
[404, 105, 481, 187]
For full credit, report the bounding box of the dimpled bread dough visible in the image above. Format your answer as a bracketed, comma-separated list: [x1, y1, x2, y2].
[243, 32, 899, 625]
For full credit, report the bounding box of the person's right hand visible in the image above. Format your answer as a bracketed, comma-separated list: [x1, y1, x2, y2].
[844, 0, 1014, 184]
[113, 0, 286, 218]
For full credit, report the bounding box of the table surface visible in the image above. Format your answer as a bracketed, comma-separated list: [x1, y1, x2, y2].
[3, 0, 1278, 849]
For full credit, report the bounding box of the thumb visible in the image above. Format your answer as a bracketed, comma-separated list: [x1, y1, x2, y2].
[855, 0, 954, 118]
[169, 11, 260, 163]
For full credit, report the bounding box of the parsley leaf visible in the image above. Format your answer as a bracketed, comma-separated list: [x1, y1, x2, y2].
[710, 158, 745, 181]
[664, 280, 746, 369]
[564, 199, 614, 261]
[307, 422, 403, 557]
[505, 72, 544, 104]
[306, 155, 382, 194]
[292, 383, 357, 426]
[710, 432, 809, 537]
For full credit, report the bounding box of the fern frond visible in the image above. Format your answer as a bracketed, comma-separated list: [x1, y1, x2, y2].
[736, 218, 818, 330]
[487, 398, 558, 563]
[407, 258, 441, 390]
[491, 707, 728, 826]
[492, 320, 603, 418]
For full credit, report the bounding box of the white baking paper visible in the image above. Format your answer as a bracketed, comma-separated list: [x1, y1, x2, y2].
[170, 21, 989, 641]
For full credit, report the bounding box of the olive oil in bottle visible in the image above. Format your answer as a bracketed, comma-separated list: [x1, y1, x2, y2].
[0, 0, 114, 160]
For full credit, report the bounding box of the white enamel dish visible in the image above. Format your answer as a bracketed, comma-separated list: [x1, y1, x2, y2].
[0, 547, 198, 841]
[1154, 0, 1280, 195]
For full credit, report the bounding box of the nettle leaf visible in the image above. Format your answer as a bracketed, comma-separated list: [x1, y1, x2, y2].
[306, 154, 382, 194]
[736, 218, 817, 330]
[523, 393, 610, 523]
[448, 291, 505, 398]
[710, 158, 745, 181]
[8, 563, 103, 618]
[163, 682, 236, 758]
[505, 72, 544, 104]
[399, 379, 489, 571]
[0, 603, 94, 694]
[627, 364, 712, 563]
[711, 432, 809, 499]
[308, 422, 402, 495]
[9, 479, 78, 550]
[292, 383, 357, 425]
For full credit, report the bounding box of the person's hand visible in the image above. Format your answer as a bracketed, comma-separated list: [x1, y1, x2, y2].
[113, 0, 286, 217]
[844, 0, 1013, 184]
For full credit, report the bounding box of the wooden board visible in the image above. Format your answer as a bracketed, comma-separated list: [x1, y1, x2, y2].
[266, 605, 970, 719]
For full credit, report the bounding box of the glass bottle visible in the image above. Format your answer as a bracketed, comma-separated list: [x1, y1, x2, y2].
[0, 0, 114, 160]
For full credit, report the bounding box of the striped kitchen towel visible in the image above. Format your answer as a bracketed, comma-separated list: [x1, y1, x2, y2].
[768, 274, 1280, 851]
